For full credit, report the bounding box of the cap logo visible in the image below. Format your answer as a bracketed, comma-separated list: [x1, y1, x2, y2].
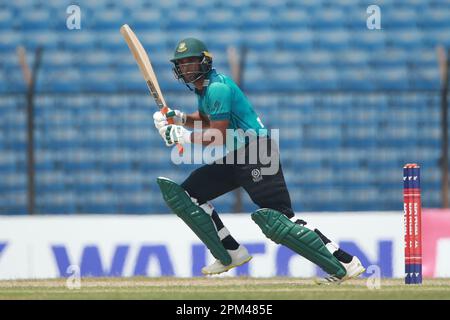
[177, 42, 187, 53]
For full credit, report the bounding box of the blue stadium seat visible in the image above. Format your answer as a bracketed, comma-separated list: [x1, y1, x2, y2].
[268, 67, 303, 91]
[253, 0, 288, 12]
[120, 127, 153, 149]
[239, 9, 273, 30]
[258, 51, 296, 70]
[0, 10, 13, 30]
[45, 127, 81, 150]
[410, 66, 440, 90]
[155, 69, 184, 91]
[92, 10, 125, 30]
[62, 153, 96, 172]
[338, 68, 375, 91]
[310, 8, 346, 30]
[288, 0, 322, 12]
[39, 0, 74, 11]
[87, 128, 119, 149]
[19, 9, 52, 30]
[165, 29, 207, 52]
[350, 31, 386, 50]
[316, 30, 351, 51]
[76, 51, 113, 71]
[279, 31, 314, 51]
[0, 73, 6, 94]
[79, 191, 117, 214]
[408, 49, 438, 68]
[335, 50, 369, 69]
[369, 49, 409, 68]
[299, 50, 333, 69]
[203, 9, 237, 30]
[166, 10, 202, 30]
[129, 10, 163, 31]
[216, 0, 252, 13]
[37, 70, 82, 93]
[74, 0, 110, 11]
[423, 29, 450, 48]
[117, 191, 152, 214]
[23, 31, 59, 51]
[387, 30, 423, 50]
[303, 68, 339, 91]
[61, 32, 95, 51]
[384, 8, 418, 29]
[345, 7, 369, 29]
[118, 71, 148, 92]
[0, 173, 26, 193]
[100, 150, 132, 171]
[41, 51, 74, 71]
[243, 67, 270, 92]
[0, 152, 17, 173]
[242, 30, 277, 52]
[98, 31, 128, 52]
[35, 151, 56, 172]
[372, 67, 409, 90]
[204, 31, 242, 52]
[184, 0, 217, 11]
[419, 8, 450, 29]
[82, 71, 119, 93]
[0, 32, 23, 53]
[110, 172, 144, 192]
[0, 190, 27, 215]
[275, 8, 310, 30]
[130, 31, 168, 54]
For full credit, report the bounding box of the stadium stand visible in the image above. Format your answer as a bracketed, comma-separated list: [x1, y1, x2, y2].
[0, 0, 447, 214]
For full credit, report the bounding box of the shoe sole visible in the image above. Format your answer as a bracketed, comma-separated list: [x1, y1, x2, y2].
[202, 256, 253, 275]
[314, 266, 366, 285]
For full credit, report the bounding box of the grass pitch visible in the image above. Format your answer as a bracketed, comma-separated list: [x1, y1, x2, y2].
[0, 277, 449, 300]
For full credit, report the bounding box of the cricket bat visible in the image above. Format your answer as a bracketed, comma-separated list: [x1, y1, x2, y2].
[120, 24, 183, 154]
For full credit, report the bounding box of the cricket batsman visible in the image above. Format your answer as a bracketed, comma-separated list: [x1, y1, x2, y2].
[153, 38, 365, 284]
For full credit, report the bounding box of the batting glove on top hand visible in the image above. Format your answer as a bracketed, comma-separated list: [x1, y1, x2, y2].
[153, 111, 168, 130]
[159, 125, 191, 147]
[166, 109, 186, 126]
[153, 109, 186, 130]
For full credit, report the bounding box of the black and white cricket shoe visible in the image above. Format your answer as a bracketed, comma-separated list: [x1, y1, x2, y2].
[201, 245, 252, 275]
[314, 256, 366, 285]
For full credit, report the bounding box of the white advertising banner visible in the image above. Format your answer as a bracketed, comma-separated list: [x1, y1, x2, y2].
[0, 211, 446, 280]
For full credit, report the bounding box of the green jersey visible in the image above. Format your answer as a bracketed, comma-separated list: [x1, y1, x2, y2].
[196, 69, 267, 150]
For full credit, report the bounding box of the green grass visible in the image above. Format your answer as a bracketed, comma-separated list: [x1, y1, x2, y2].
[0, 277, 449, 300]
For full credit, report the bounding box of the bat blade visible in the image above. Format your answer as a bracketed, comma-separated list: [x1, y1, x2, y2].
[120, 24, 183, 154]
[120, 24, 167, 109]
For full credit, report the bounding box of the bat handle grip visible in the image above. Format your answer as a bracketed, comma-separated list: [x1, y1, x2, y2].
[161, 106, 170, 115]
[161, 106, 184, 155]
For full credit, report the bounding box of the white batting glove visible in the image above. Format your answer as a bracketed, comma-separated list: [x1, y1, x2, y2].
[159, 125, 191, 146]
[165, 109, 186, 126]
[153, 111, 168, 130]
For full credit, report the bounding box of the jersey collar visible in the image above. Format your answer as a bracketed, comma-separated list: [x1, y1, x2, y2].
[195, 69, 216, 96]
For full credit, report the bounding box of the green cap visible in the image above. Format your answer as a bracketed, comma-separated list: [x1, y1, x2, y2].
[170, 38, 211, 62]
